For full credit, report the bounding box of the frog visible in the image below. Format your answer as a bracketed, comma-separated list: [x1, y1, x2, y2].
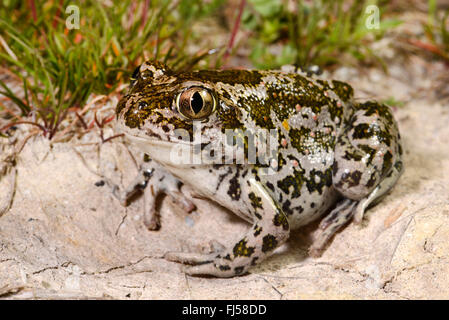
[113, 60, 403, 277]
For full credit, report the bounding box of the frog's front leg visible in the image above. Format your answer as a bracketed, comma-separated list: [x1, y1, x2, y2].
[165, 178, 290, 277]
[109, 160, 195, 230]
[310, 102, 403, 255]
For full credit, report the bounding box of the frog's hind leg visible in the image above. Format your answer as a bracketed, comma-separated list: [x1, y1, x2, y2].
[331, 101, 403, 210]
[165, 178, 290, 277]
[309, 198, 357, 257]
[332, 102, 402, 202]
[310, 160, 402, 256]
[352, 160, 403, 224]
[310, 102, 403, 256]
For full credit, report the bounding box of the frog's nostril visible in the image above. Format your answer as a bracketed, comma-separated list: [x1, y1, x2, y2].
[138, 101, 148, 110]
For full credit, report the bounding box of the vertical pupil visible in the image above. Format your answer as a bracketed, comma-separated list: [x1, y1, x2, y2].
[190, 92, 204, 114]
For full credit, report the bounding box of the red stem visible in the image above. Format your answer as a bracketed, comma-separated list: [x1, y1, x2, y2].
[102, 133, 124, 144]
[128, 1, 137, 30]
[52, 0, 64, 29]
[141, 0, 151, 31]
[28, 0, 37, 22]
[0, 121, 47, 134]
[223, 0, 246, 63]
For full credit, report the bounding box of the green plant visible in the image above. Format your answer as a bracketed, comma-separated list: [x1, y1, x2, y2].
[420, 0, 449, 62]
[0, 0, 225, 139]
[241, 0, 402, 69]
[382, 96, 405, 108]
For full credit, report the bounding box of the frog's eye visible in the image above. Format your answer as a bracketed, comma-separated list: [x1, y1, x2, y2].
[176, 87, 216, 120]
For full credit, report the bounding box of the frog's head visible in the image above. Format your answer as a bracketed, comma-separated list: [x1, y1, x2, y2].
[116, 60, 262, 166]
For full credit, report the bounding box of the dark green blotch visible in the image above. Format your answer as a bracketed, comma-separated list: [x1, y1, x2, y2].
[366, 171, 378, 188]
[360, 144, 377, 165]
[143, 154, 151, 162]
[273, 212, 289, 230]
[234, 266, 245, 275]
[253, 226, 262, 237]
[277, 168, 305, 198]
[332, 80, 354, 102]
[251, 257, 259, 266]
[305, 168, 333, 195]
[265, 181, 275, 192]
[282, 200, 293, 216]
[233, 238, 256, 257]
[382, 151, 393, 176]
[248, 192, 263, 210]
[262, 234, 278, 253]
[343, 149, 363, 162]
[336, 170, 362, 188]
[227, 170, 241, 201]
[358, 101, 394, 125]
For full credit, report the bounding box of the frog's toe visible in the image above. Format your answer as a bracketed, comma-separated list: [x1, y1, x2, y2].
[209, 240, 226, 253]
[167, 190, 196, 213]
[164, 250, 251, 277]
[164, 240, 226, 263]
[182, 263, 242, 277]
[164, 251, 216, 265]
[143, 209, 161, 230]
[353, 161, 403, 225]
[309, 199, 357, 257]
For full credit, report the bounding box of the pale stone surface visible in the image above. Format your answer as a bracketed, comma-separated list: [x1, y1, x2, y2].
[0, 59, 448, 299]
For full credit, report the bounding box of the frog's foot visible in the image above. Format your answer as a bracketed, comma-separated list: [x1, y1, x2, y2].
[165, 182, 290, 277]
[310, 160, 403, 257]
[164, 240, 226, 268]
[107, 163, 195, 230]
[165, 229, 291, 277]
[309, 199, 357, 257]
[164, 218, 290, 278]
[166, 253, 249, 277]
[142, 168, 195, 230]
[164, 231, 258, 277]
[107, 167, 154, 207]
[352, 160, 403, 224]
[165, 220, 289, 277]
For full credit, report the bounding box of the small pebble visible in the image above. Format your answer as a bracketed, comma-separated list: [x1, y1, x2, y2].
[95, 180, 105, 187]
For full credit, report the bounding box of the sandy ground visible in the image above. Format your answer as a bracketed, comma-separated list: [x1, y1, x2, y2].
[1, 51, 449, 299]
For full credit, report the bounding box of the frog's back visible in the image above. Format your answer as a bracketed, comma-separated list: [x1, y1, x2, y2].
[223, 70, 357, 229]
[193, 69, 355, 132]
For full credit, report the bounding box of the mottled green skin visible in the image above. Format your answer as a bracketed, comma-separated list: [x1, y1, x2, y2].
[117, 65, 352, 133]
[115, 61, 403, 277]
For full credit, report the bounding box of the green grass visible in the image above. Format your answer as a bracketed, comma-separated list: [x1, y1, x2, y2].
[421, 0, 449, 62]
[382, 96, 406, 108]
[241, 0, 402, 69]
[0, 0, 225, 138]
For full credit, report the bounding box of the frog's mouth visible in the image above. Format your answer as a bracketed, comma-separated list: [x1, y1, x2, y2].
[123, 132, 200, 168]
